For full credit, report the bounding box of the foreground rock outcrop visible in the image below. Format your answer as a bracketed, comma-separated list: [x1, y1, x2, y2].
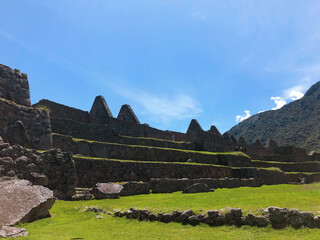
[0, 178, 55, 226]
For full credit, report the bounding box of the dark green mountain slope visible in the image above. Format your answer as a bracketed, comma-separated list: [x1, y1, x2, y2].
[226, 81, 320, 152]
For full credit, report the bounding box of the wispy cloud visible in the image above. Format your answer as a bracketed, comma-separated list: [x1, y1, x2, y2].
[111, 84, 203, 124]
[235, 110, 251, 123]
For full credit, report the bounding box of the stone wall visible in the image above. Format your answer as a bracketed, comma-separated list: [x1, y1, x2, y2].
[0, 98, 52, 149]
[33, 99, 90, 123]
[0, 64, 31, 106]
[74, 157, 233, 187]
[52, 132, 195, 151]
[0, 138, 76, 199]
[251, 160, 320, 173]
[35, 98, 189, 142]
[53, 135, 251, 167]
[150, 178, 260, 193]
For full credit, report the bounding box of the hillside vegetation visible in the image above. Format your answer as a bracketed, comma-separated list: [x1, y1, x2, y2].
[227, 81, 320, 152]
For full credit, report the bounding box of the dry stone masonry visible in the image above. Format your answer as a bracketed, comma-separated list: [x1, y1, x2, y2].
[113, 206, 320, 229]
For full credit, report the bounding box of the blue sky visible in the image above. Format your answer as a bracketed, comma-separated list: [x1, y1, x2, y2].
[1, 1, 320, 133]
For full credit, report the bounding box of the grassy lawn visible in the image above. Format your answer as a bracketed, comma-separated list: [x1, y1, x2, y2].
[17, 183, 320, 240]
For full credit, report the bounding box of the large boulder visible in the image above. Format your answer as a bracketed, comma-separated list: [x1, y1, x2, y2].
[90, 183, 123, 199]
[182, 183, 210, 194]
[0, 178, 55, 226]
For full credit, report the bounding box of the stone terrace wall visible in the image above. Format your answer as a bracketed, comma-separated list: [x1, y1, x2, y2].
[53, 132, 195, 151]
[0, 64, 31, 106]
[33, 99, 90, 123]
[251, 160, 320, 173]
[51, 118, 117, 141]
[106, 118, 188, 141]
[74, 157, 233, 187]
[53, 134, 251, 167]
[0, 98, 52, 149]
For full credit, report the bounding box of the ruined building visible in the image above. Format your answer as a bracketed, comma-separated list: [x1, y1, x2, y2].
[1, 63, 320, 200]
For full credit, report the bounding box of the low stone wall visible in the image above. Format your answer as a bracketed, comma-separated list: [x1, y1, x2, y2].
[150, 178, 260, 193]
[251, 160, 320, 173]
[33, 99, 90, 123]
[54, 135, 250, 167]
[0, 64, 31, 106]
[74, 157, 233, 187]
[113, 207, 320, 229]
[0, 139, 76, 199]
[0, 98, 52, 149]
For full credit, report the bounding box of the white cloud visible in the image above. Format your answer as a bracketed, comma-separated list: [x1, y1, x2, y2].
[111, 85, 203, 124]
[235, 110, 251, 123]
[270, 97, 286, 110]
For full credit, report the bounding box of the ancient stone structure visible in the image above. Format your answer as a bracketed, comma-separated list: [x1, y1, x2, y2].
[1, 62, 320, 201]
[90, 95, 113, 125]
[0, 139, 76, 199]
[0, 64, 31, 106]
[117, 104, 140, 124]
[0, 98, 52, 149]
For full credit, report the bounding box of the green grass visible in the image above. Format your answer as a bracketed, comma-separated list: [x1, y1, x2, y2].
[17, 183, 320, 240]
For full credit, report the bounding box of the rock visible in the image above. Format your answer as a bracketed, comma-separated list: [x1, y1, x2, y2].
[72, 194, 93, 201]
[180, 209, 194, 224]
[267, 207, 288, 229]
[225, 208, 242, 226]
[187, 215, 199, 226]
[28, 172, 48, 186]
[90, 183, 123, 199]
[148, 213, 158, 221]
[300, 211, 314, 228]
[172, 211, 183, 222]
[244, 214, 269, 227]
[0, 178, 55, 226]
[0, 226, 28, 238]
[4, 121, 32, 148]
[182, 183, 210, 194]
[158, 213, 173, 223]
[314, 216, 320, 228]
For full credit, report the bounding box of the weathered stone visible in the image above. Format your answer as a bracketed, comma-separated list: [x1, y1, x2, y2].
[90, 183, 123, 199]
[4, 121, 32, 148]
[158, 213, 173, 223]
[72, 194, 93, 201]
[117, 104, 140, 124]
[183, 183, 210, 194]
[90, 95, 113, 125]
[28, 172, 49, 186]
[180, 209, 194, 224]
[0, 226, 28, 238]
[0, 178, 55, 226]
[267, 207, 288, 229]
[187, 215, 199, 226]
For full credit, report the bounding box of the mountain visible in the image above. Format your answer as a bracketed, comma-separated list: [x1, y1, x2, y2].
[226, 81, 320, 152]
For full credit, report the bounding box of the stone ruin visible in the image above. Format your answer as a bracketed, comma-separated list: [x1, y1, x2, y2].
[1, 62, 320, 202]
